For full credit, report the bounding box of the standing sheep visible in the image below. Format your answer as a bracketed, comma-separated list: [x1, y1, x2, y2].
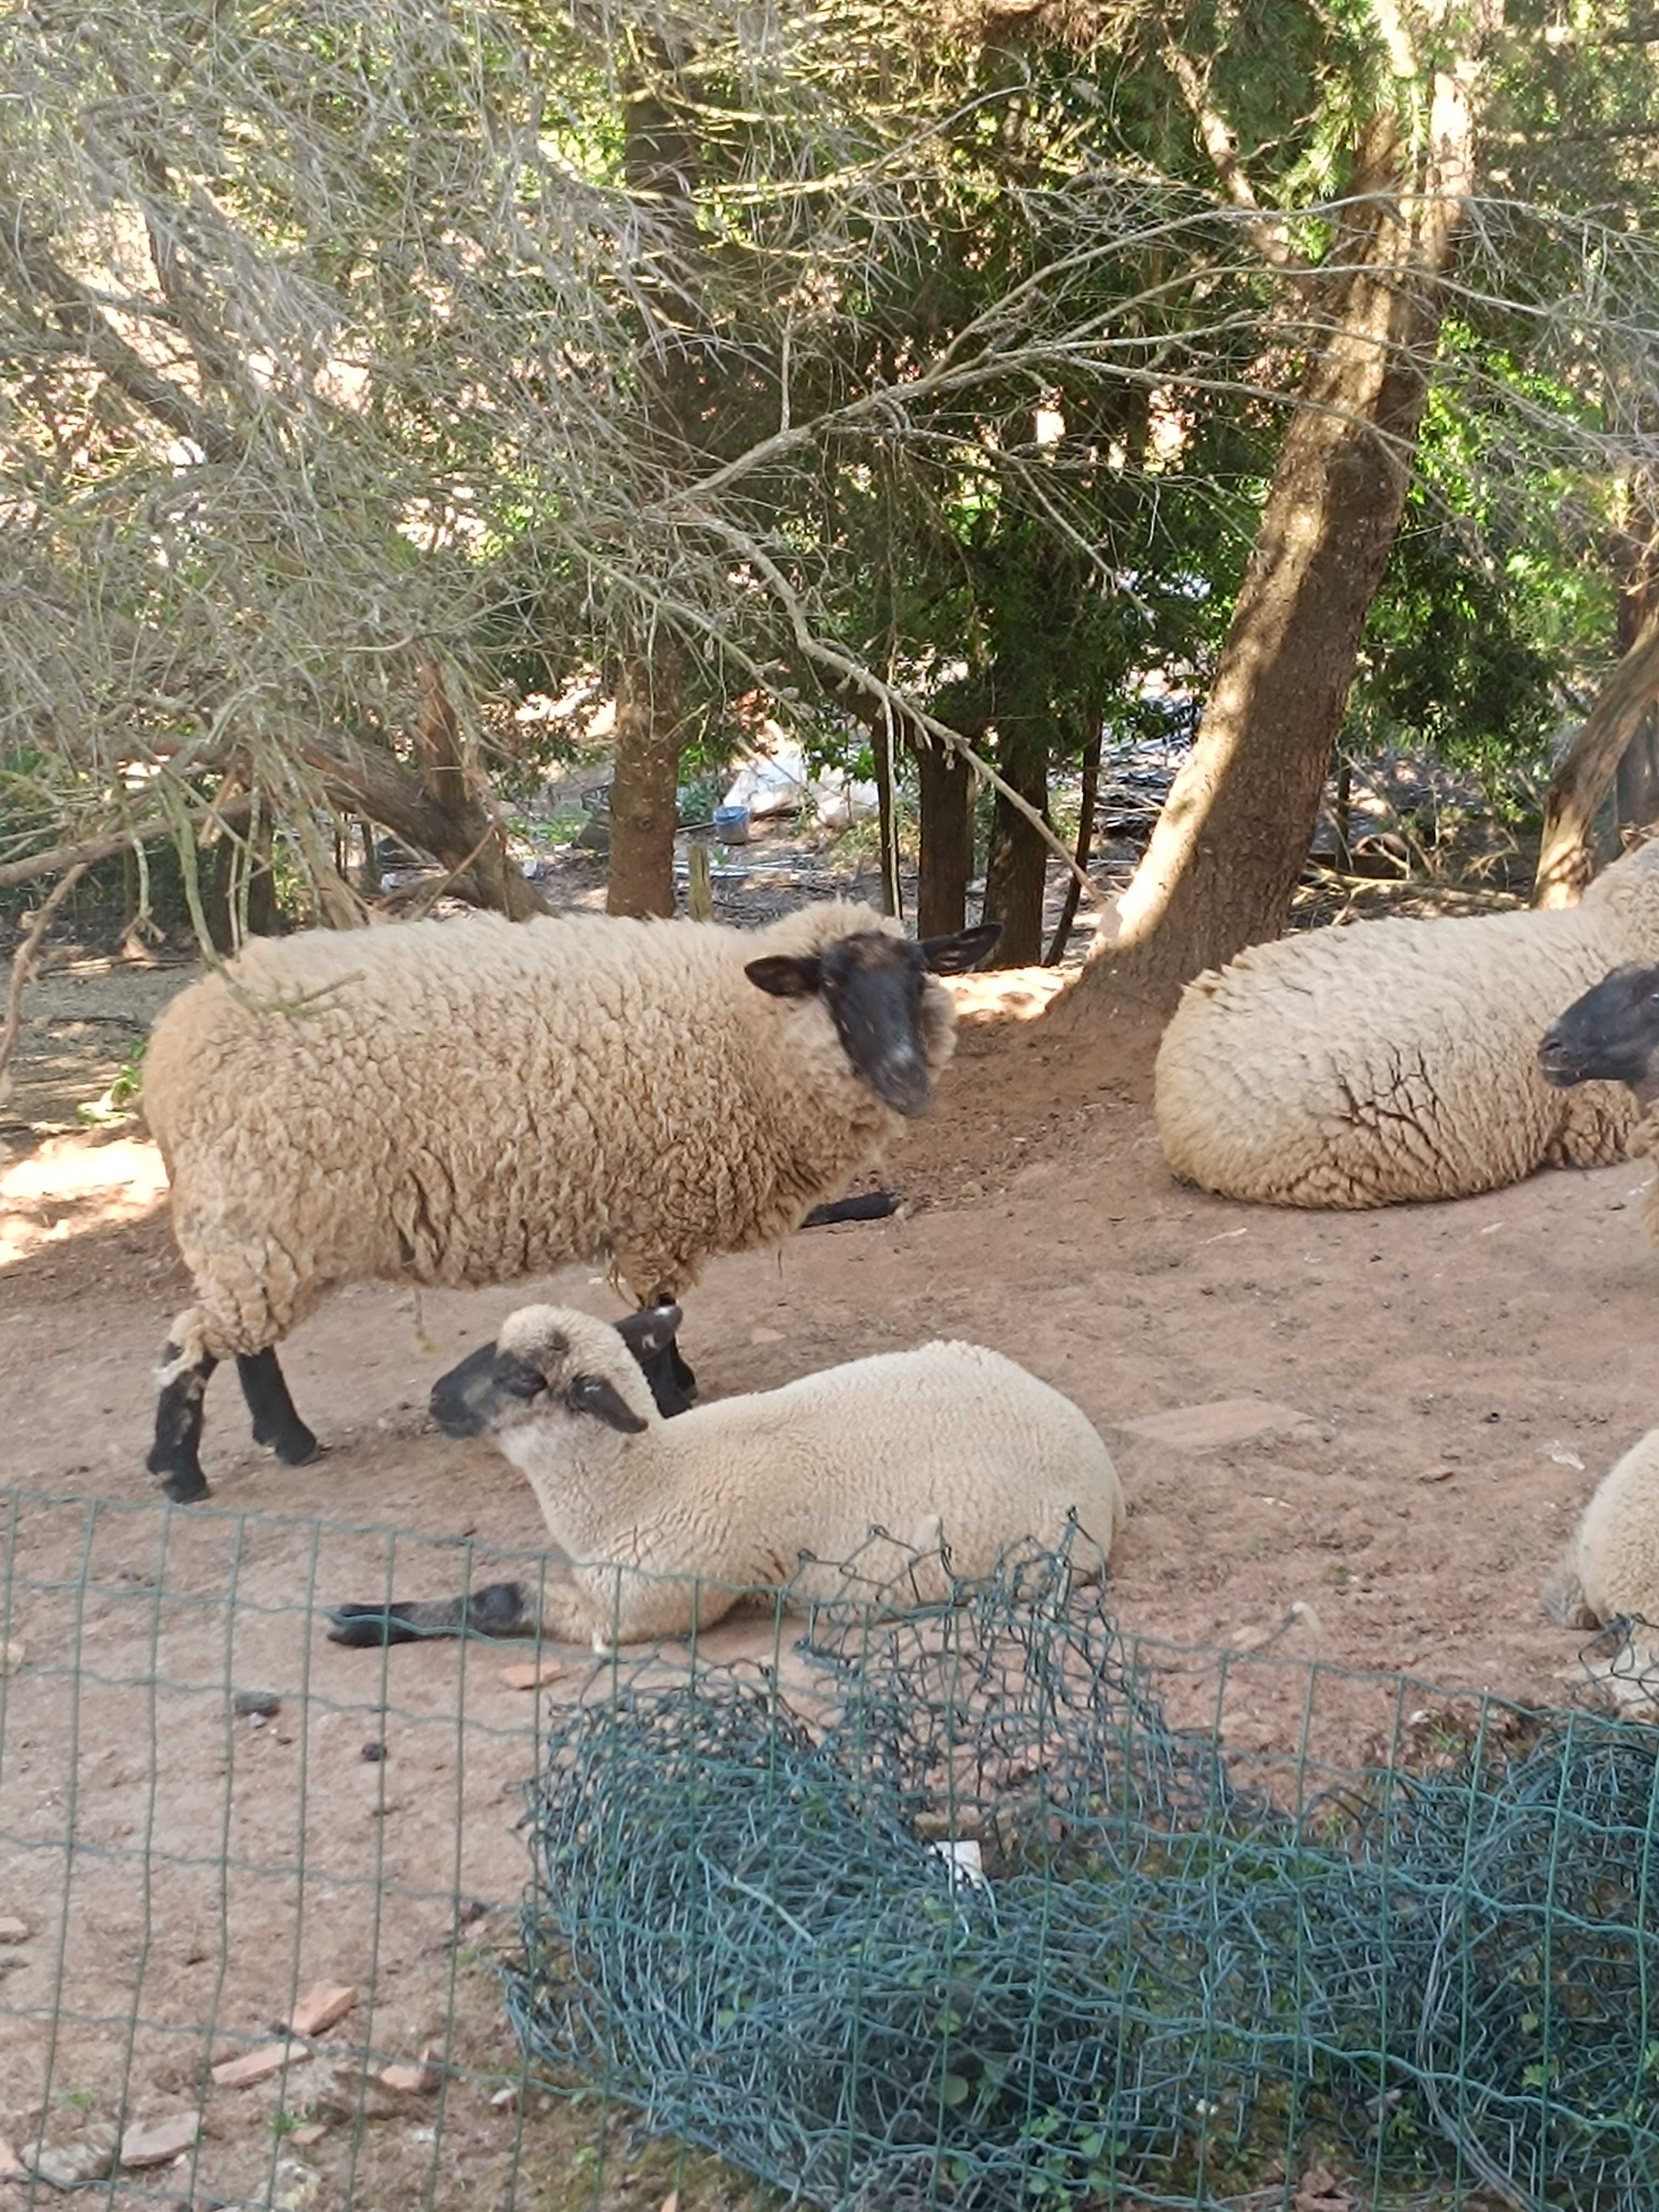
[142, 901, 998, 1503]
[326, 1302, 1124, 1649]
[1153, 836, 1659, 1208]
[1541, 1427, 1659, 1643]
[1538, 959, 1659, 1252]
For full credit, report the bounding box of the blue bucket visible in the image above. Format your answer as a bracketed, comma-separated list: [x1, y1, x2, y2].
[712, 804, 752, 845]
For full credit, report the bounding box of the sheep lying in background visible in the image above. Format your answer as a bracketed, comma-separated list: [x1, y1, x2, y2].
[1154, 836, 1659, 1208]
[1539, 959, 1659, 1250]
[326, 1303, 1124, 1649]
[142, 902, 998, 1503]
[1541, 1427, 1659, 1645]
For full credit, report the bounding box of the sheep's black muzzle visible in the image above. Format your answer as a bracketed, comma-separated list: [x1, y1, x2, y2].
[429, 1342, 497, 1437]
[1539, 962, 1659, 1092]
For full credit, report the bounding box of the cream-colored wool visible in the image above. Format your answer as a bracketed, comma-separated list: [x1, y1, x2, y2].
[143, 901, 953, 1360]
[1153, 838, 1659, 1209]
[470, 1306, 1125, 1644]
[1542, 1426, 1659, 1633]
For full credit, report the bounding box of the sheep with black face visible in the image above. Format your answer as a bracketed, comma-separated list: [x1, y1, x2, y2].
[327, 1301, 1124, 1650]
[1539, 959, 1659, 1258]
[141, 901, 997, 1502]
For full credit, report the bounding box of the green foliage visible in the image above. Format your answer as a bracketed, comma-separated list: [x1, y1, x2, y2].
[1350, 326, 1617, 779]
[76, 1040, 147, 1129]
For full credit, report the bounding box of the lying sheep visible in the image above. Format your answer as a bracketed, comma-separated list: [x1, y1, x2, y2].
[142, 901, 998, 1502]
[326, 1303, 1124, 1648]
[1541, 1426, 1659, 1637]
[1154, 836, 1659, 1208]
[1539, 959, 1659, 1250]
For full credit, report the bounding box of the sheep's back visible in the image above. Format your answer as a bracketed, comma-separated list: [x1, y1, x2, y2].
[692, 1341, 1123, 1597]
[143, 911, 886, 1293]
[1153, 905, 1639, 1208]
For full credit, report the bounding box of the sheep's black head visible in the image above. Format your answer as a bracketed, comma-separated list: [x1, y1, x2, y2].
[1539, 962, 1659, 1094]
[745, 922, 1001, 1116]
[429, 1303, 686, 1438]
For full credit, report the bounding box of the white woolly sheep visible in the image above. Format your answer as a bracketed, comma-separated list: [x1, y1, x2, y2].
[1153, 836, 1659, 1209]
[141, 901, 998, 1502]
[326, 1303, 1125, 1648]
[1538, 959, 1659, 1252]
[1541, 1426, 1659, 1639]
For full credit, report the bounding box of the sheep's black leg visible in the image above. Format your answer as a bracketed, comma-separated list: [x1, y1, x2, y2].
[147, 1345, 218, 1505]
[236, 1350, 320, 1466]
[639, 1333, 697, 1417]
[325, 1580, 538, 1648]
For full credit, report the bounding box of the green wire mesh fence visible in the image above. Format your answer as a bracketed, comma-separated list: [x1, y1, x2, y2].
[3, 1486, 1658, 2212]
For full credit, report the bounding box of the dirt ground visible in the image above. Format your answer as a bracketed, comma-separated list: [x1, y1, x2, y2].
[2, 895, 1654, 2208]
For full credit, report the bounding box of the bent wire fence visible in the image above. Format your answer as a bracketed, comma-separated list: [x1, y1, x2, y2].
[2, 1487, 1657, 2212]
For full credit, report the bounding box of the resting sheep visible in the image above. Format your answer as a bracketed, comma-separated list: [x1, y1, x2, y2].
[1541, 1427, 1659, 1649]
[326, 1303, 1125, 1649]
[1538, 959, 1659, 1251]
[141, 901, 998, 1503]
[1153, 835, 1659, 1208]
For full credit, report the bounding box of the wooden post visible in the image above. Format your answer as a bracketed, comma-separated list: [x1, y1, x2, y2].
[687, 841, 714, 921]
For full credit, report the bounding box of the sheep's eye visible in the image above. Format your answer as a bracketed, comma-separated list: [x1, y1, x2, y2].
[495, 1354, 549, 1401]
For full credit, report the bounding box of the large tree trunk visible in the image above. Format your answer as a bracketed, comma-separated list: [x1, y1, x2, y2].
[1534, 604, 1659, 905]
[1540, 485, 1659, 899]
[607, 49, 700, 920]
[915, 739, 975, 937]
[981, 718, 1050, 966]
[1073, 62, 1485, 1009]
[607, 638, 684, 918]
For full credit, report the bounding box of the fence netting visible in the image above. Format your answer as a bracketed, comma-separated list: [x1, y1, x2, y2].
[4, 1488, 1659, 2212]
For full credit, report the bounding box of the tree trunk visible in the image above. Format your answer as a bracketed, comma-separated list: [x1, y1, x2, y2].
[1046, 726, 1102, 965]
[872, 708, 900, 919]
[1534, 604, 1659, 905]
[206, 801, 278, 952]
[915, 739, 974, 938]
[1073, 60, 1486, 1008]
[606, 46, 702, 921]
[981, 718, 1049, 967]
[1551, 481, 1659, 888]
[410, 657, 547, 920]
[608, 638, 684, 918]
[1617, 725, 1659, 835]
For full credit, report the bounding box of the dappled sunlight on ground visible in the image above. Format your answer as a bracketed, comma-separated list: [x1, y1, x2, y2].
[0, 1130, 167, 1270]
[946, 964, 1074, 1025]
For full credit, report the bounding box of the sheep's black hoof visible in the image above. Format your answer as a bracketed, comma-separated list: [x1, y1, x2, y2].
[153, 1461, 211, 1505]
[325, 1603, 423, 1648]
[269, 1427, 321, 1467]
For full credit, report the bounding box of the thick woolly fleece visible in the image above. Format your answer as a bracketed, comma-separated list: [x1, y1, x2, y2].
[143, 900, 953, 1364]
[483, 1307, 1125, 1644]
[1541, 1426, 1659, 1633]
[1154, 838, 1659, 1209]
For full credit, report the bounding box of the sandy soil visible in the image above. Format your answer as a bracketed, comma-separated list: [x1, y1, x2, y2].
[1, 928, 1652, 2208]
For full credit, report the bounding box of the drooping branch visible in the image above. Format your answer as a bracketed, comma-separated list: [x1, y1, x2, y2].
[0, 201, 244, 466]
[1159, 43, 1305, 272]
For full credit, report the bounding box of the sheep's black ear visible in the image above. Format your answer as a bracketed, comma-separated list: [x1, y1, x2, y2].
[615, 1304, 683, 1358]
[568, 1373, 649, 1433]
[919, 923, 1001, 974]
[745, 954, 823, 999]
